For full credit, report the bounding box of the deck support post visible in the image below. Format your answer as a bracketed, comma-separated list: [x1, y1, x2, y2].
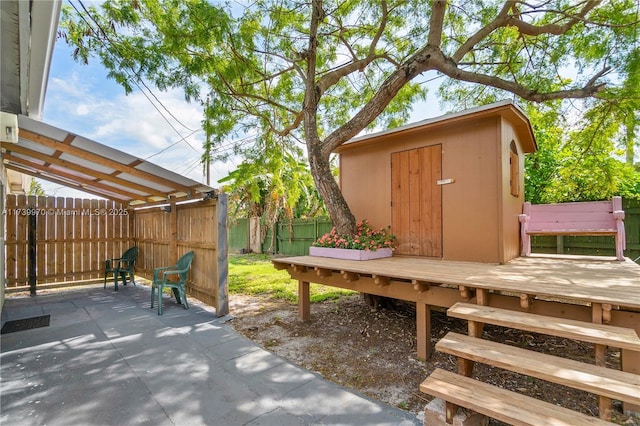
[416, 302, 432, 360]
[459, 285, 473, 301]
[315, 267, 331, 278]
[520, 293, 533, 310]
[412, 280, 430, 293]
[445, 401, 456, 424]
[476, 288, 489, 306]
[298, 280, 310, 322]
[373, 274, 390, 287]
[592, 302, 612, 421]
[341, 271, 359, 282]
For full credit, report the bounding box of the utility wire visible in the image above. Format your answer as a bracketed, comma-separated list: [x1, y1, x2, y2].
[70, 0, 201, 157]
[144, 129, 200, 160]
[74, 0, 197, 133]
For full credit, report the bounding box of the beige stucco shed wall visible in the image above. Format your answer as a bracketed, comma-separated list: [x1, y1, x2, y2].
[337, 101, 536, 264]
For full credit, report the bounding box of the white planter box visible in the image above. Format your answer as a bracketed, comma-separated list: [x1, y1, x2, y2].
[309, 246, 392, 261]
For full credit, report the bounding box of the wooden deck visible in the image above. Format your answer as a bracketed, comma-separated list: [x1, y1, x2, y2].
[275, 254, 640, 309]
[273, 253, 640, 372]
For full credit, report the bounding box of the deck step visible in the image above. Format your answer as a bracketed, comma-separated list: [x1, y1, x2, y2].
[437, 332, 640, 405]
[420, 368, 612, 426]
[447, 302, 640, 351]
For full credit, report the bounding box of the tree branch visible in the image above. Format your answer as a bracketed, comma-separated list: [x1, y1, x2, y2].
[368, 0, 388, 57]
[427, 0, 447, 47]
[452, 1, 602, 64]
[323, 46, 437, 155]
[316, 1, 389, 94]
[323, 33, 610, 156]
[435, 50, 608, 103]
[505, 0, 602, 36]
[253, 48, 306, 82]
[452, 2, 512, 63]
[302, 0, 322, 146]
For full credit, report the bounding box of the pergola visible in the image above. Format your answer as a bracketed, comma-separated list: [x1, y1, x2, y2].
[2, 115, 213, 207]
[1, 117, 228, 316]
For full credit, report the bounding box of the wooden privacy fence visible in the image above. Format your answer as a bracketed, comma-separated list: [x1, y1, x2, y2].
[135, 196, 229, 316]
[4, 194, 133, 287]
[4, 194, 229, 316]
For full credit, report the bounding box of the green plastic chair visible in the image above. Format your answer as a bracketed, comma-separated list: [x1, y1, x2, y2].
[150, 251, 195, 315]
[104, 246, 138, 291]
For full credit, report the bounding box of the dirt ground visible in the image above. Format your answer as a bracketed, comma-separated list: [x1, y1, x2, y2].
[228, 293, 639, 425]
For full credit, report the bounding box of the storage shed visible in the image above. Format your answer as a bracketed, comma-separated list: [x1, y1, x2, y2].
[337, 100, 537, 264]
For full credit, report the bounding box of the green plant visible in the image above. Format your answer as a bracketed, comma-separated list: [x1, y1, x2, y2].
[312, 220, 396, 251]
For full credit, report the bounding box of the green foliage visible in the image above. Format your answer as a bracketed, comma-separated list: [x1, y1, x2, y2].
[27, 179, 46, 196]
[521, 97, 640, 203]
[218, 150, 325, 221]
[228, 254, 354, 303]
[59, 0, 640, 227]
[539, 100, 640, 202]
[436, 1, 640, 203]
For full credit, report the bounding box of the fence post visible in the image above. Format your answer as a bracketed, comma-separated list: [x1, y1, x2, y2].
[556, 235, 564, 254]
[169, 202, 178, 262]
[28, 212, 36, 296]
[216, 194, 229, 316]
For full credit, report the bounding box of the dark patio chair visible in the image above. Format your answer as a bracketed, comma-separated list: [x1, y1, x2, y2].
[150, 251, 195, 315]
[104, 246, 138, 291]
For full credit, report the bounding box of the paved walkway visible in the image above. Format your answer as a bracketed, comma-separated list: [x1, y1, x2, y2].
[1, 284, 421, 426]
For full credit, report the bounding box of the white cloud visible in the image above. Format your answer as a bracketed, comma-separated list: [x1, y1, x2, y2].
[37, 40, 235, 198]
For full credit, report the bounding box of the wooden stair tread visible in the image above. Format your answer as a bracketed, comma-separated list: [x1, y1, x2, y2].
[437, 332, 640, 405]
[420, 368, 613, 426]
[447, 302, 640, 351]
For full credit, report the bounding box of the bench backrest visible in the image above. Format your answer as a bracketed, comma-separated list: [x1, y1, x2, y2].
[176, 251, 195, 281]
[122, 246, 138, 267]
[524, 199, 619, 232]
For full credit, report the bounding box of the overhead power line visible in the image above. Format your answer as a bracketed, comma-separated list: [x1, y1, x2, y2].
[69, 0, 201, 157]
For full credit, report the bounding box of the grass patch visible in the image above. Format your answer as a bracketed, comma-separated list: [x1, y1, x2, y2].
[229, 254, 355, 303]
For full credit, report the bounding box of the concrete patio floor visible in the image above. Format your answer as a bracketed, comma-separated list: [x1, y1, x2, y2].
[1, 284, 420, 426]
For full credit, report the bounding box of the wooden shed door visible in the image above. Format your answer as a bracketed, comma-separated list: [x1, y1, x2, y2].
[391, 145, 442, 257]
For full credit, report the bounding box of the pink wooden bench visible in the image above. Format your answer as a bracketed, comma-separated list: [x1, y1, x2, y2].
[519, 196, 626, 261]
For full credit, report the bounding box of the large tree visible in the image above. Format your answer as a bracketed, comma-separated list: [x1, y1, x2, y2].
[61, 0, 639, 235]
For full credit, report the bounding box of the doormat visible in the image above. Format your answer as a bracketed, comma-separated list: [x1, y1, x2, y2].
[1, 315, 50, 334]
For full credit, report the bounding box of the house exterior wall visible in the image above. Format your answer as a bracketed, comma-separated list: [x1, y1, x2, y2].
[339, 106, 534, 264]
[1, 158, 6, 312]
[499, 117, 529, 262]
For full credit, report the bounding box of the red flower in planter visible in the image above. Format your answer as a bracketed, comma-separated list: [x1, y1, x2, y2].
[312, 220, 396, 251]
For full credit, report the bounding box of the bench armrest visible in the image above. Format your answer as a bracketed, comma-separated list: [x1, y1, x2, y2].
[105, 256, 124, 266]
[117, 259, 134, 269]
[519, 213, 531, 256]
[614, 210, 626, 257]
[161, 270, 180, 281]
[160, 267, 190, 285]
[153, 265, 175, 282]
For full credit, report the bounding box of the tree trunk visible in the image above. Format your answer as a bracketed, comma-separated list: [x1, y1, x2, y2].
[307, 144, 357, 236]
[303, 0, 357, 238]
[625, 114, 636, 165]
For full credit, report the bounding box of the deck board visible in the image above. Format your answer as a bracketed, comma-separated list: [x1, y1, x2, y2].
[273, 254, 640, 309]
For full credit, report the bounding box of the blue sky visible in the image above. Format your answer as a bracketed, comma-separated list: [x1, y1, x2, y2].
[41, 39, 223, 198]
[39, 10, 443, 198]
